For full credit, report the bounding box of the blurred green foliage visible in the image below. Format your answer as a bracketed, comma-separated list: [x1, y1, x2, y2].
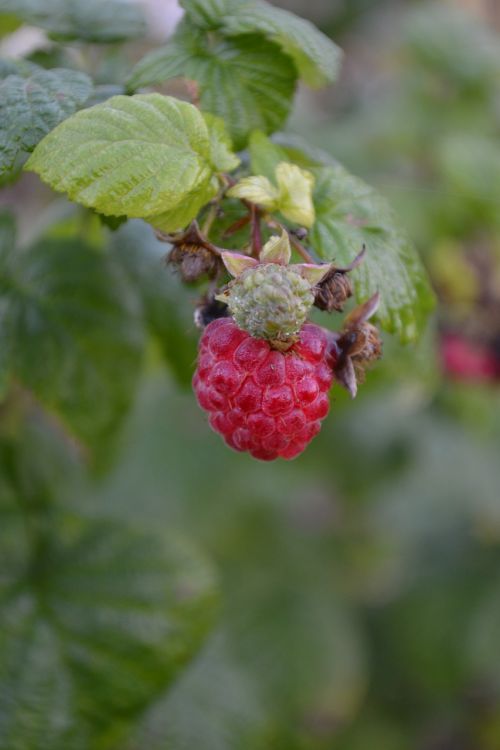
[1, 1, 500, 749]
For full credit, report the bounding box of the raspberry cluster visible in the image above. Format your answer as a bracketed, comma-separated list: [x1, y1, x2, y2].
[193, 318, 337, 461]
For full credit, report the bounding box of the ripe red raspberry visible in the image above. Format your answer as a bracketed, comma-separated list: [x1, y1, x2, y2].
[193, 318, 337, 461]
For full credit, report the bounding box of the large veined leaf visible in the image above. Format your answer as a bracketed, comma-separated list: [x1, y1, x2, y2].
[249, 133, 435, 342]
[0, 216, 144, 456]
[0, 67, 92, 176]
[25, 94, 225, 232]
[180, 0, 342, 87]
[0, 0, 146, 42]
[310, 165, 435, 342]
[0, 492, 218, 749]
[128, 24, 297, 150]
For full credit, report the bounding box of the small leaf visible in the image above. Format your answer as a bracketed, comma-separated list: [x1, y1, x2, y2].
[274, 161, 315, 227]
[227, 175, 279, 208]
[128, 23, 297, 150]
[180, 0, 342, 87]
[0, 224, 144, 457]
[309, 164, 435, 342]
[229, 158, 315, 227]
[202, 112, 240, 173]
[0, 67, 92, 176]
[26, 94, 219, 231]
[0, 0, 146, 42]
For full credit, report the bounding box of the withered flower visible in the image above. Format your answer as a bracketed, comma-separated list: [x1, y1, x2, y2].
[314, 246, 366, 312]
[160, 221, 223, 283]
[333, 292, 382, 397]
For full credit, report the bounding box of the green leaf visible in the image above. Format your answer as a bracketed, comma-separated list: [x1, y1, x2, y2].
[0, 486, 218, 749]
[0, 224, 144, 457]
[0, 68, 92, 176]
[180, 0, 342, 87]
[127, 24, 297, 150]
[109, 220, 200, 387]
[0, 0, 146, 42]
[179, 0, 233, 29]
[309, 165, 435, 342]
[26, 94, 219, 232]
[203, 112, 240, 173]
[222, 0, 342, 88]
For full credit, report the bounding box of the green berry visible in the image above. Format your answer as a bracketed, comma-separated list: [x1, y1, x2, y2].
[225, 263, 314, 340]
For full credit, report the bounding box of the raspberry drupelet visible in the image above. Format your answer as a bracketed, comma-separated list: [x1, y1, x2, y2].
[193, 317, 337, 461]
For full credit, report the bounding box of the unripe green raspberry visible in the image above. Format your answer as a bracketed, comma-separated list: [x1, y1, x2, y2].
[226, 263, 314, 340]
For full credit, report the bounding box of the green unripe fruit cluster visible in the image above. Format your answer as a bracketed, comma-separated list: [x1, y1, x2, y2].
[225, 263, 314, 340]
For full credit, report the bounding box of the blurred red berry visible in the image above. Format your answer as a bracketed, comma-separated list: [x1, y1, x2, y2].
[193, 319, 337, 461]
[441, 333, 499, 383]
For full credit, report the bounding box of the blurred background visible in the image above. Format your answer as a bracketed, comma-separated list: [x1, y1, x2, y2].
[2, 1, 500, 748]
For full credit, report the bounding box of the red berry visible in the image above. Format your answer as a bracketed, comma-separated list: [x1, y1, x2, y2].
[441, 333, 499, 383]
[193, 319, 334, 460]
